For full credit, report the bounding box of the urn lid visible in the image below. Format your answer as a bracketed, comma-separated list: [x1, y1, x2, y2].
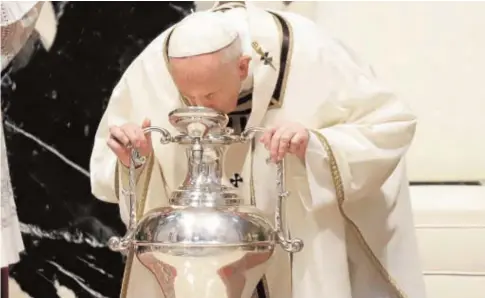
[168, 107, 229, 136]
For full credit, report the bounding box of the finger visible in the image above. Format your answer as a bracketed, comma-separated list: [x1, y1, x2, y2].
[289, 130, 306, 154]
[123, 125, 141, 148]
[141, 118, 152, 143]
[289, 143, 300, 154]
[139, 118, 152, 155]
[134, 127, 148, 155]
[277, 129, 295, 160]
[270, 127, 291, 161]
[259, 127, 276, 147]
[107, 137, 129, 155]
[109, 126, 129, 146]
[141, 118, 151, 129]
[107, 138, 130, 165]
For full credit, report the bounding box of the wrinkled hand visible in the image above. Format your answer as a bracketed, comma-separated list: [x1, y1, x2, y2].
[107, 118, 152, 167]
[259, 122, 309, 162]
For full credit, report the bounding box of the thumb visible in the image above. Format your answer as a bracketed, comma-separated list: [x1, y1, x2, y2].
[141, 118, 151, 128]
[141, 118, 152, 148]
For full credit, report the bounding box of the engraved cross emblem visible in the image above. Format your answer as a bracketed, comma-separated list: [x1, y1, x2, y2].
[251, 41, 276, 70]
[260, 51, 273, 66]
[230, 173, 243, 188]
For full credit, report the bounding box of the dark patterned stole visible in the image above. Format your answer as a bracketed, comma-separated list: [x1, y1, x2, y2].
[227, 92, 253, 133]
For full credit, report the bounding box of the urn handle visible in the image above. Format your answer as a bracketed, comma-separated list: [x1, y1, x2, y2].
[241, 127, 304, 254]
[108, 126, 173, 253]
[273, 159, 304, 253]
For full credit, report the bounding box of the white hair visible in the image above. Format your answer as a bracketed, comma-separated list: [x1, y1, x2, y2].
[218, 33, 243, 63]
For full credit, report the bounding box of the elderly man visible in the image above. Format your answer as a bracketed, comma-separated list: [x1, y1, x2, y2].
[90, 2, 426, 298]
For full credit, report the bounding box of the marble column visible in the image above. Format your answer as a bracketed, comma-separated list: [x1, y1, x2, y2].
[1, 2, 194, 297]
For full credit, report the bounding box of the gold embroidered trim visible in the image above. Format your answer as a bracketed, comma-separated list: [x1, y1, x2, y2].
[311, 130, 407, 298]
[268, 12, 293, 110]
[262, 275, 270, 298]
[277, 14, 292, 106]
[249, 141, 271, 298]
[114, 161, 119, 201]
[119, 250, 134, 298]
[158, 161, 170, 199]
[249, 138, 256, 206]
[118, 154, 155, 298]
[251, 275, 270, 298]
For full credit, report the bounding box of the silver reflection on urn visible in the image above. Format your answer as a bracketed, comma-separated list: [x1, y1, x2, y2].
[108, 107, 303, 298]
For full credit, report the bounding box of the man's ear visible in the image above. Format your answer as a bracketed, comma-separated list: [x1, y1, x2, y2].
[238, 55, 251, 79]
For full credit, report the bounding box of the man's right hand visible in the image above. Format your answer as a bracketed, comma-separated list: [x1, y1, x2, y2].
[107, 118, 152, 167]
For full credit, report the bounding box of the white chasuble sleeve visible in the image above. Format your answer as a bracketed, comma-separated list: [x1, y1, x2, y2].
[90, 77, 131, 204]
[301, 43, 417, 211]
[90, 77, 149, 204]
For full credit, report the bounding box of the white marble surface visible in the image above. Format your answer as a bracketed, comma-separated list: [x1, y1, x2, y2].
[9, 277, 76, 298]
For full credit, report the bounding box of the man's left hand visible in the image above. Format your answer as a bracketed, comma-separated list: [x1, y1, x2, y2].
[259, 122, 309, 162]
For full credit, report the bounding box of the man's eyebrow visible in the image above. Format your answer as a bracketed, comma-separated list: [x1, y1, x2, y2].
[179, 85, 222, 98]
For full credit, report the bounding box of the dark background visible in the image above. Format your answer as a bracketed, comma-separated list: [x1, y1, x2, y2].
[1, 2, 194, 297]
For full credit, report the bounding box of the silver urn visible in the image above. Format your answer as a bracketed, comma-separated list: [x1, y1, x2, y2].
[108, 107, 303, 298]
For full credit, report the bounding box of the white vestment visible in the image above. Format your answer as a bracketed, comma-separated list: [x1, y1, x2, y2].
[0, 1, 43, 268]
[90, 4, 426, 298]
[1, 115, 25, 268]
[0, 1, 44, 70]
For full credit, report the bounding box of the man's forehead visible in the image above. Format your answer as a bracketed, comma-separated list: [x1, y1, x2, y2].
[169, 52, 225, 71]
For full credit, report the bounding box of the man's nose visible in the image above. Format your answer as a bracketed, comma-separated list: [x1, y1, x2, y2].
[194, 97, 214, 108]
